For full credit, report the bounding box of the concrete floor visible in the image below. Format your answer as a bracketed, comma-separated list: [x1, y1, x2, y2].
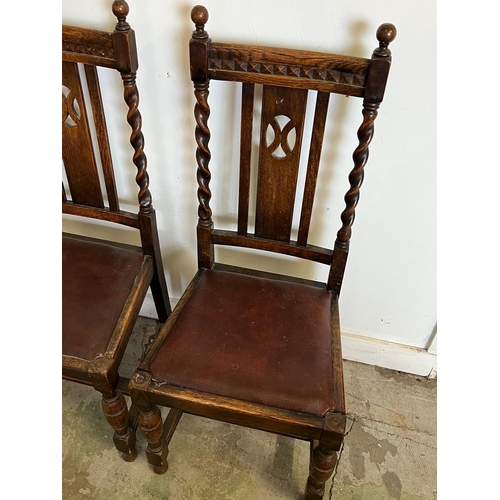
[62, 317, 437, 499]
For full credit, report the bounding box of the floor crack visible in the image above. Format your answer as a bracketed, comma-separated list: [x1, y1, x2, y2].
[346, 404, 437, 438]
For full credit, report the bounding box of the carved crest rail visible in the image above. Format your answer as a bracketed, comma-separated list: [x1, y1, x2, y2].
[208, 43, 370, 96]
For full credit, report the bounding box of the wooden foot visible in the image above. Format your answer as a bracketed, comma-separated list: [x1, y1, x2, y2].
[101, 391, 137, 461]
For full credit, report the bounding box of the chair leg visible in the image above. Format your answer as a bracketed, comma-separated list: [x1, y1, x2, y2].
[129, 370, 171, 474]
[101, 391, 138, 462]
[304, 413, 345, 500]
[137, 403, 169, 474]
[88, 355, 138, 461]
[305, 442, 338, 499]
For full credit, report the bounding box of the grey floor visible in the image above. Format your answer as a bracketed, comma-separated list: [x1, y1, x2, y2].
[62, 317, 437, 500]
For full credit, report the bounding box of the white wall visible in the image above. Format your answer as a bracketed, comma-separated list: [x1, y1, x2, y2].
[62, 0, 437, 375]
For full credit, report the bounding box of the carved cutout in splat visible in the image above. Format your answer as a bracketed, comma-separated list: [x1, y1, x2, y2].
[265, 115, 297, 159]
[62, 85, 81, 128]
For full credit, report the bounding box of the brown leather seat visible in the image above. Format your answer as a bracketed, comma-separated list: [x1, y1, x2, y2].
[62, 235, 151, 361]
[149, 268, 336, 416]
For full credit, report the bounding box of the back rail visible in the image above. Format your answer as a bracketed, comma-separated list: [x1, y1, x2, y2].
[208, 43, 370, 97]
[62, 203, 140, 229]
[211, 229, 332, 264]
[62, 26, 116, 69]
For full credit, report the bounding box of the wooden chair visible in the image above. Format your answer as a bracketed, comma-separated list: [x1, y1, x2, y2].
[129, 5, 396, 497]
[62, 0, 171, 462]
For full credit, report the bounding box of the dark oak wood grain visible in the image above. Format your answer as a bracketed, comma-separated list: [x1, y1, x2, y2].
[84, 64, 118, 211]
[237, 82, 255, 236]
[62, 25, 116, 68]
[208, 43, 370, 96]
[254, 85, 308, 242]
[298, 91, 330, 246]
[62, 60, 104, 208]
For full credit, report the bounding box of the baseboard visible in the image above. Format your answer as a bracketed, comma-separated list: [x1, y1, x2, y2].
[138, 293, 177, 319]
[340, 331, 437, 378]
[140, 294, 437, 378]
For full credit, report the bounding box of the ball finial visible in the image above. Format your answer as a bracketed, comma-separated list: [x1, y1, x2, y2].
[191, 5, 209, 27]
[112, 0, 129, 19]
[376, 23, 397, 45]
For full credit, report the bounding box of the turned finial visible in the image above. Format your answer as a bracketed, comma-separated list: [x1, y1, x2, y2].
[113, 0, 131, 31]
[191, 5, 209, 35]
[374, 23, 397, 57]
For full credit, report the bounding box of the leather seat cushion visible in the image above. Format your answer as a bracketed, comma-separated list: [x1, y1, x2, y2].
[149, 268, 337, 417]
[62, 235, 146, 361]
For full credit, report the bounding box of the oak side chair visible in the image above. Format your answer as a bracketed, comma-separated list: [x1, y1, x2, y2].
[62, 0, 171, 461]
[129, 5, 396, 498]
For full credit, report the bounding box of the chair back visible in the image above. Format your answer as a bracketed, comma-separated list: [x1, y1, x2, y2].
[62, 0, 152, 227]
[62, 0, 170, 321]
[189, 6, 396, 294]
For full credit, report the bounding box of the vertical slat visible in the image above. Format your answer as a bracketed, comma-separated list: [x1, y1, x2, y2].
[297, 92, 330, 246]
[84, 64, 120, 212]
[237, 82, 254, 236]
[62, 60, 104, 208]
[254, 85, 308, 242]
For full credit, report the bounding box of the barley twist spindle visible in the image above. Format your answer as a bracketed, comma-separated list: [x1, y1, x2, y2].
[335, 102, 378, 249]
[194, 82, 212, 225]
[122, 72, 152, 213]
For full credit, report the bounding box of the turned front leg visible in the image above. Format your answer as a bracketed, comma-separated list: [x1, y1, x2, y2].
[305, 413, 345, 500]
[305, 443, 338, 499]
[88, 356, 137, 461]
[101, 391, 137, 462]
[138, 404, 169, 473]
[129, 371, 169, 474]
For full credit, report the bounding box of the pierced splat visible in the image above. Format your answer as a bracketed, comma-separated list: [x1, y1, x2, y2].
[255, 85, 308, 242]
[62, 60, 104, 208]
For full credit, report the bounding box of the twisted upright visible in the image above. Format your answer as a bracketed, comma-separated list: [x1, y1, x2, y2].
[194, 82, 212, 223]
[336, 102, 378, 248]
[122, 71, 152, 213]
[335, 23, 396, 252]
